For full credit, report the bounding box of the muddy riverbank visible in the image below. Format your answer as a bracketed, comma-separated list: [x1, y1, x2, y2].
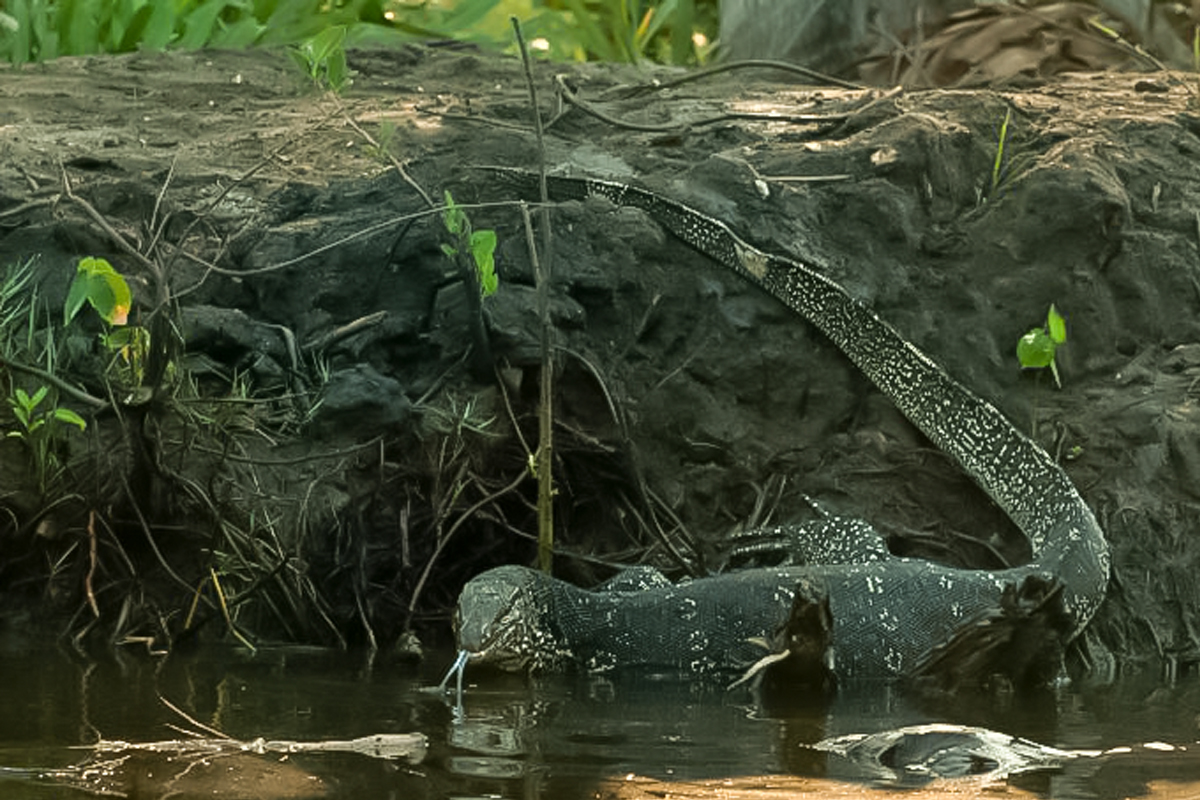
[1, 46, 1198, 676]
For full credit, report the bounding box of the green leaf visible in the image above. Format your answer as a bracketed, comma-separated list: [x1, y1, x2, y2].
[557, 0, 624, 61]
[138, 0, 177, 51]
[666, 0, 694, 64]
[440, 243, 457, 258]
[177, 0, 230, 50]
[64, 257, 132, 326]
[52, 407, 87, 431]
[103, 326, 145, 348]
[991, 106, 1012, 195]
[470, 229, 498, 298]
[29, 385, 48, 409]
[307, 23, 346, 64]
[1017, 329, 1056, 369]
[437, 0, 502, 32]
[442, 190, 466, 235]
[59, 0, 100, 55]
[3, 0, 30, 65]
[479, 268, 498, 297]
[210, 16, 263, 49]
[286, 44, 313, 75]
[325, 44, 350, 91]
[63, 272, 89, 326]
[1047, 304, 1066, 344]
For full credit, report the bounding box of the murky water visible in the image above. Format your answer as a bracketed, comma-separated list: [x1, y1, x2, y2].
[0, 635, 1197, 800]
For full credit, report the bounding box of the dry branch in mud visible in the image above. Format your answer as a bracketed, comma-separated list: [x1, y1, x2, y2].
[0, 695, 424, 798]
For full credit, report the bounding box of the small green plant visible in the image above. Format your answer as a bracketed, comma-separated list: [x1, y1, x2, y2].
[990, 106, 1012, 198]
[1017, 304, 1067, 388]
[289, 24, 353, 92]
[0, 257, 37, 359]
[441, 190, 498, 299]
[64, 256, 130, 326]
[363, 119, 397, 161]
[6, 384, 86, 494]
[64, 256, 150, 392]
[102, 324, 152, 390]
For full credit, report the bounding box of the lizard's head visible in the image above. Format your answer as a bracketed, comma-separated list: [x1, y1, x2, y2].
[454, 565, 547, 672]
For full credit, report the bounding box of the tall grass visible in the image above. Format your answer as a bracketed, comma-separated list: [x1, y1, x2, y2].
[0, 0, 718, 66]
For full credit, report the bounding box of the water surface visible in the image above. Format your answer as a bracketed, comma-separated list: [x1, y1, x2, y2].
[0, 639, 1197, 799]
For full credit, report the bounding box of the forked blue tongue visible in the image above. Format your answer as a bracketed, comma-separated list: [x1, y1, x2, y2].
[438, 649, 469, 708]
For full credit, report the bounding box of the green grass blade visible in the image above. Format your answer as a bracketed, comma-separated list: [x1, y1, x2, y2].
[211, 15, 263, 48]
[556, 0, 620, 62]
[31, 0, 58, 61]
[438, 0, 502, 34]
[668, 0, 693, 64]
[132, 0, 177, 51]
[177, 0, 232, 50]
[991, 107, 1011, 195]
[59, 0, 101, 55]
[1, 0, 31, 65]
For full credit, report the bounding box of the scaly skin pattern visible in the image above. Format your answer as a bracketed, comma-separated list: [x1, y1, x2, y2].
[453, 170, 1110, 680]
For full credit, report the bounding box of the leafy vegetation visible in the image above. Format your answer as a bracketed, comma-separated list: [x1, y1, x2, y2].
[441, 190, 498, 300]
[0, 0, 718, 67]
[990, 106, 1012, 198]
[1, 258, 86, 496]
[1, 255, 149, 497]
[64, 257, 150, 394]
[289, 22, 354, 92]
[1017, 304, 1067, 388]
[5, 385, 86, 495]
[64, 256, 131, 327]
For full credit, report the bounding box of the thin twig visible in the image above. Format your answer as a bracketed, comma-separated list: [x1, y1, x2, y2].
[189, 436, 381, 465]
[147, 152, 179, 253]
[0, 196, 55, 220]
[413, 106, 533, 133]
[159, 695, 232, 739]
[159, 105, 365, 301]
[513, 16, 557, 575]
[302, 310, 387, 351]
[85, 510, 99, 618]
[837, 85, 904, 127]
[641, 481, 704, 575]
[59, 158, 163, 285]
[0, 355, 107, 409]
[332, 95, 435, 208]
[554, 74, 851, 133]
[404, 469, 528, 629]
[494, 364, 534, 459]
[605, 58, 867, 98]
[118, 469, 194, 594]
[208, 567, 257, 652]
[170, 200, 534, 281]
[558, 346, 624, 436]
[92, 504, 138, 578]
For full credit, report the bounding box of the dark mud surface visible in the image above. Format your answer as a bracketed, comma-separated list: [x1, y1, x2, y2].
[1, 47, 1199, 675]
